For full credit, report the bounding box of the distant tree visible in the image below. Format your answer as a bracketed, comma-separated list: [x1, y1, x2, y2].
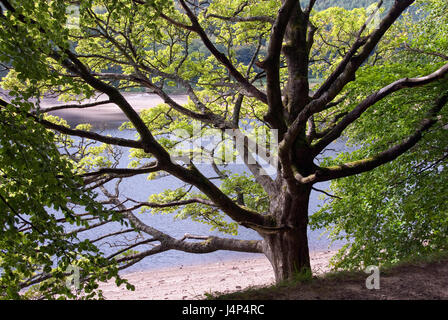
[0, 0, 446, 298]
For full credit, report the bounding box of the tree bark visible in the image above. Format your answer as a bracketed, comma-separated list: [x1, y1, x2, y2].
[263, 185, 312, 282]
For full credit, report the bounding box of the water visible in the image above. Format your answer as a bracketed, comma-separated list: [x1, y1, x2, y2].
[59, 121, 346, 274]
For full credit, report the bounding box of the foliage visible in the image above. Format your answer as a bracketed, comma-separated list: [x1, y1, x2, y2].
[0, 104, 131, 299]
[310, 0, 448, 270]
[0, 0, 446, 294]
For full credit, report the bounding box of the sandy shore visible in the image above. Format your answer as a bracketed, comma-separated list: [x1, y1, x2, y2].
[98, 250, 335, 300]
[41, 93, 189, 128]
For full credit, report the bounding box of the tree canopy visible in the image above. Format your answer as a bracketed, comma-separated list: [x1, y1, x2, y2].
[311, 0, 448, 269]
[0, 0, 447, 298]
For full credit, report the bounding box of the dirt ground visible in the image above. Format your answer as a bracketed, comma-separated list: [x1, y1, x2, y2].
[99, 252, 448, 300]
[216, 258, 448, 300]
[98, 250, 334, 300]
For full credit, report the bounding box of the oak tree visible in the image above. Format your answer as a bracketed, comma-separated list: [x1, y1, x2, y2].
[0, 0, 447, 298]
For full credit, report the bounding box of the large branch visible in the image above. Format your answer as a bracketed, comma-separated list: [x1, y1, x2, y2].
[52, 51, 172, 159]
[116, 198, 217, 213]
[2, 0, 270, 229]
[313, 0, 409, 101]
[2, 0, 168, 160]
[39, 99, 113, 113]
[176, 0, 268, 104]
[311, 63, 448, 156]
[94, 72, 277, 193]
[62, 52, 270, 229]
[206, 13, 274, 24]
[163, 163, 271, 227]
[4, 97, 268, 229]
[298, 91, 448, 184]
[171, 234, 263, 254]
[81, 162, 161, 186]
[260, 0, 300, 136]
[56, 58, 267, 225]
[133, 1, 268, 104]
[94, 72, 231, 128]
[116, 234, 263, 268]
[132, 74, 230, 128]
[0, 98, 143, 149]
[281, 0, 416, 156]
[262, 0, 300, 65]
[312, 0, 384, 100]
[102, 187, 263, 257]
[231, 129, 277, 195]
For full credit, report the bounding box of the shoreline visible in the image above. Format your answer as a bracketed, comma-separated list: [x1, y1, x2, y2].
[98, 249, 336, 300]
[118, 251, 267, 275]
[41, 92, 189, 129]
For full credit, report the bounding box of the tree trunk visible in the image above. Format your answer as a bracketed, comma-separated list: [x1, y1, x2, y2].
[263, 186, 312, 283]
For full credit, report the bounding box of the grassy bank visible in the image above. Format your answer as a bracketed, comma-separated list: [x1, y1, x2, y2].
[207, 252, 448, 300]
